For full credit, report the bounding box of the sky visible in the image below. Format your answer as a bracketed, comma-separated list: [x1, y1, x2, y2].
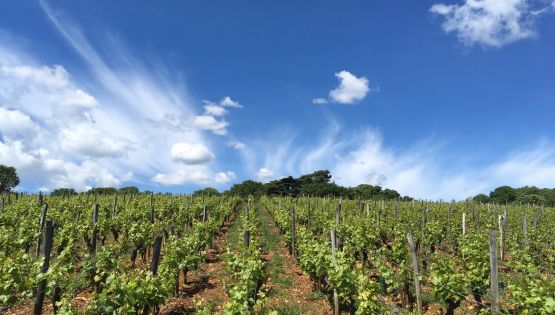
[0, 0, 554, 200]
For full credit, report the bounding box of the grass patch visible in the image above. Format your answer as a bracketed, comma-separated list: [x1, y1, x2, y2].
[268, 304, 301, 315]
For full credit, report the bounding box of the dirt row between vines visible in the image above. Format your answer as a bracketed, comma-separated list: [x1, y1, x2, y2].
[160, 212, 242, 314]
[257, 204, 332, 315]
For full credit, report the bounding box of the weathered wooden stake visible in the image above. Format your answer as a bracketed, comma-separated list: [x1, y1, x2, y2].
[112, 195, 118, 218]
[291, 207, 296, 260]
[36, 204, 49, 256]
[394, 201, 399, 223]
[150, 193, 155, 224]
[202, 205, 208, 223]
[91, 204, 99, 253]
[244, 230, 250, 248]
[523, 212, 529, 248]
[336, 199, 342, 249]
[34, 220, 54, 315]
[462, 213, 466, 236]
[489, 230, 499, 313]
[151, 236, 162, 275]
[407, 232, 422, 313]
[498, 215, 504, 261]
[330, 229, 339, 315]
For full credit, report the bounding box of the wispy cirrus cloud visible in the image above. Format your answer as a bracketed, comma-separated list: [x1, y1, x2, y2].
[0, 1, 241, 191]
[241, 119, 555, 200]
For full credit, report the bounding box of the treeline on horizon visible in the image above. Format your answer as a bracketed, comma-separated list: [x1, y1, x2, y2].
[47, 170, 411, 201]
[8, 166, 555, 206]
[472, 185, 555, 206]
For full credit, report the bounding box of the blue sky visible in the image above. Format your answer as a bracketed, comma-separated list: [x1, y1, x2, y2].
[0, 0, 554, 199]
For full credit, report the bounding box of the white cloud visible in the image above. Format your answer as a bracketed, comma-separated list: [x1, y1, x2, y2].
[489, 142, 555, 187]
[312, 98, 328, 105]
[0, 2, 245, 191]
[170, 142, 215, 165]
[58, 124, 133, 158]
[256, 168, 274, 181]
[215, 171, 236, 184]
[241, 121, 555, 200]
[0, 107, 39, 137]
[430, 0, 551, 47]
[151, 169, 211, 185]
[329, 71, 370, 104]
[193, 115, 229, 135]
[203, 103, 227, 116]
[227, 140, 246, 150]
[220, 96, 242, 108]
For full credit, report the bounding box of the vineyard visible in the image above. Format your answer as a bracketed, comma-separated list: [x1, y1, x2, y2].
[0, 193, 554, 314]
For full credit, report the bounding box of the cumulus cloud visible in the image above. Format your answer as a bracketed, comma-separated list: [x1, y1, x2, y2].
[170, 142, 215, 165]
[219, 96, 242, 108]
[0, 107, 39, 137]
[193, 97, 243, 135]
[329, 71, 370, 104]
[203, 103, 227, 116]
[430, 0, 553, 47]
[227, 140, 246, 150]
[151, 169, 211, 185]
[215, 171, 236, 184]
[193, 115, 230, 136]
[58, 124, 133, 158]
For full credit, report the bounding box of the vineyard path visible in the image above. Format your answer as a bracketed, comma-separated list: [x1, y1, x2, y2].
[257, 203, 332, 315]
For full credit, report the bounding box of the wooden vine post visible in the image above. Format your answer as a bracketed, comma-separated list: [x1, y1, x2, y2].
[307, 200, 311, 228]
[150, 193, 155, 224]
[91, 204, 99, 254]
[407, 232, 422, 313]
[336, 198, 342, 249]
[330, 229, 339, 315]
[112, 194, 118, 218]
[489, 230, 499, 313]
[34, 220, 54, 315]
[523, 212, 529, 248]
[243, 229, 251, 248]
[149, 235, 163, 315]
[498, 215, 504, 261]
[291, 207, 296, 260]
[394, 200, 399, 223]
[202, 205, 208, 223]
[35, 204, 49, 256]
[462, 212, 466, 236]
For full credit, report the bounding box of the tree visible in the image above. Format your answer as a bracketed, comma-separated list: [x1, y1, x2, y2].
[119, 186, 140, 194]
[351, 184, 383, 199]
[382, 188, 401, 200]
[489, 186, 516, 204]
[298, 182, 344, 197]
[517, 194, 545, 205]
[51, 188, 78, 197]
[193, 187, 220, 196]
[298, 170, 332, 185]
[265, 176, 300, 196]
[88, 187, 118, 195]
[0, 165, 19, 193]
[472, 194, 490, 204]
[227, 180, 265, 197]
